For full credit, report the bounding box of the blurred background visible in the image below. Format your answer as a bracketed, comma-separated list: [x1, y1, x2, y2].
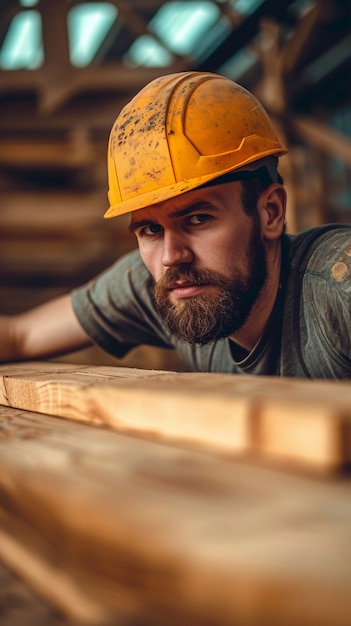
[0, 0, 350, 369]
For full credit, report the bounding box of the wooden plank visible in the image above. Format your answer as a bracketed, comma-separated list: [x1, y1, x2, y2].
[281, 2, 322, 75]
[291, 116, 351, 167]
[0, 405, 350, 625]
[0, 559, 78, 626]
[0, 362, 251, 456]
[1, 362, 351, 472]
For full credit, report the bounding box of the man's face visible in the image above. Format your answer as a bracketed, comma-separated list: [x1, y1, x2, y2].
[129, 182, 267, 344]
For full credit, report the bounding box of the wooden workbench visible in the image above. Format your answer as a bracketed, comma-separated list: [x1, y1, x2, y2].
[0, 362, 351, 625]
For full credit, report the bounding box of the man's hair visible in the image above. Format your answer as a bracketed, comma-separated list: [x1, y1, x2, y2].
[199, 156, 285, 230]
[241, 169, 284, 229]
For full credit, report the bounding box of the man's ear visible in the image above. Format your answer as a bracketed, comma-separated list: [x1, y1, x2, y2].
[257, 183, 286, 239]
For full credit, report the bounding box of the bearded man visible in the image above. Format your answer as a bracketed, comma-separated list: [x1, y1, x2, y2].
[1, 72, 351, 379]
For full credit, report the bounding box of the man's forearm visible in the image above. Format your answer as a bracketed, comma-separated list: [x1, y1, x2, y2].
[0, 294, 92, 363]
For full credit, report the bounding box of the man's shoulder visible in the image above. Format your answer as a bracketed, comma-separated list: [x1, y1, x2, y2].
[287, 224, 351, 289]
[90, 248, 152, 302]
[109, 248, 150, 280]
[116, 247, 145, 268]
[288, 224, 351, 266]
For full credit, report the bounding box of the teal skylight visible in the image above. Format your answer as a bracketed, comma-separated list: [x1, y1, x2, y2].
[0, 10, 43, 69]
[126, 35, 173, 68]
[219, 46, 258, 79]
[67, 3, 118, 67]
[190, 15, 232, 63]
[19, 0, 38, 6]
[126, 1, 222, 67]
[150, 1, 221, 56]
[0, 1, 234, 72]
[230, 0, 265, 15]
[0, 2, 118, 70]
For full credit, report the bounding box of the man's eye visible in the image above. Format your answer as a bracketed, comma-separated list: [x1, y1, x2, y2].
[141, 224, 163, 236]
[189, 214, 211, 225]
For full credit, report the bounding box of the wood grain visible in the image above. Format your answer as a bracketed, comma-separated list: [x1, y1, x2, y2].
[1, 362, 351, 472]
[0, 405, 351, 625]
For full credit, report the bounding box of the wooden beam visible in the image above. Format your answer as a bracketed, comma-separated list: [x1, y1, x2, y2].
[0, 138, 103, 169]
[291, 116, 351, 167]
[295, 33, 351, 95]
[0, 65, 172, 115]
[1, 362, 351, 473]
[281, 2, 323, 75]
[0, 402, 351, 624]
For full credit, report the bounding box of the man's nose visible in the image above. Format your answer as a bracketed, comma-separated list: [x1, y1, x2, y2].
[161, 231, 194, 267]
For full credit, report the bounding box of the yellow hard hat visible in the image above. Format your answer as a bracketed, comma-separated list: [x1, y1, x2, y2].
[105, 71, 287, 219]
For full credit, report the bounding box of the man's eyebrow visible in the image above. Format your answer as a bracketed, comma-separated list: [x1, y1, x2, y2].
[128, 219, 155, 234]
[168, 202, 218, 218]
[129, 202, 218, 233]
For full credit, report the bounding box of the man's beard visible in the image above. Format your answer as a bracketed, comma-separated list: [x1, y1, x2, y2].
[153, 222, 267, 345]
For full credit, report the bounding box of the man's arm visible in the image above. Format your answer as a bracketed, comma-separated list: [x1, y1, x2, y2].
[0, 293, 93, 362]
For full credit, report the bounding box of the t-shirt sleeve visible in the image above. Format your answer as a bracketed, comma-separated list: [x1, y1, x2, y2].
[302, 229, 351, 370]
[71, 249, 174, 358]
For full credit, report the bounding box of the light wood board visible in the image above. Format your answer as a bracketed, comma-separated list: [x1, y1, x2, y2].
[1, 362, 351, 472]
[0, 404, 351, 625]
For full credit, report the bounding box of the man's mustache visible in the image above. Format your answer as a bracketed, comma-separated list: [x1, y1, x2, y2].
[156, 266, 218, 290]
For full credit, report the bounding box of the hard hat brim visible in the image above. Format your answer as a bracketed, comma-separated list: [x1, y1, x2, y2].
[104, 148, 287, 219]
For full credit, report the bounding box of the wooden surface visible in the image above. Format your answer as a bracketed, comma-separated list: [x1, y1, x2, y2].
[1, 362, 351, 625]
[0, 404, 351, 626]
[1, 362, 351, 472]
[0, 559, 79, 626]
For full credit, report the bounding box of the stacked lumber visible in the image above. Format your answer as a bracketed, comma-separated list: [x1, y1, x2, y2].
[0, 363, 350, 625]
[1, 362, 351, 472]
[0, 188, 132, 308]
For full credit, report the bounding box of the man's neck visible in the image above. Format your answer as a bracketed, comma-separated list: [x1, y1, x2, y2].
[229, 245, 282, 352]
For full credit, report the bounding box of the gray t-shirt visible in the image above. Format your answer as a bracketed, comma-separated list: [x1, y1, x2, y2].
[71, 225, 351, 379]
